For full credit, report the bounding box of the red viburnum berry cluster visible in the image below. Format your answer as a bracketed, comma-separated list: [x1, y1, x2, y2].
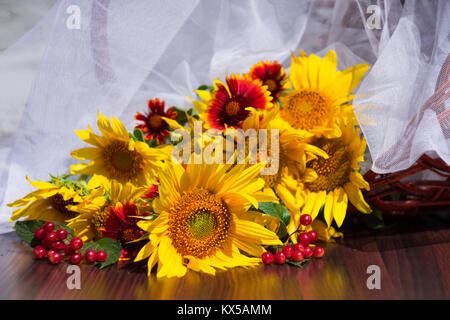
[261, 214, 325, 266]
[33, 222, 107, 265]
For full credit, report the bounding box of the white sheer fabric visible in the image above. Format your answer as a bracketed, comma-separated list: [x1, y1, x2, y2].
[0, 0, 448, 232]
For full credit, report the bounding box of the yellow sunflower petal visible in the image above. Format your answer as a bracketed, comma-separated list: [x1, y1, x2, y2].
[333, 187, 348, 227]
[344, 182, 371, 214]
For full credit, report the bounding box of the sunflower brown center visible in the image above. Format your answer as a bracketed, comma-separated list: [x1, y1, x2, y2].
[168, 188, 230, 258]
[305, 139, 352, 192]
[148, 114, 163, 129]
[280, 89, 330, 131]
[49, 194, 78, 218]
[264, 79, 278, 92]
[103, 140, 144, 180]
[225, 100, 241, 117]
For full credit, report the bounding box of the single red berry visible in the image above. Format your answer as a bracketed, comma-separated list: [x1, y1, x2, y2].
[307, 230, 319, 243]
[293, 243, 305, 253]
[291, 250, 304, 262]
[43, 222, 55, 232]
[282, 245, 294, 258]
[55, 228, 68, 241]
[46, 249, 55, 259]
[44, 232, 57, 243]
[41, 239, 53, 249]
[96, 250, 107, 262]
[48, 251, 62, 264]
[313, 246, 325, 258]
[51, 241, 65, 252]
[85, 249, 97, 263]
[298, 232, 311, 246]
[303, 246, 314, 258]
[300, 214, 312, 226]
[34, 246, 46, 259]
[70, 237, 83, 250]
[70, 253, 82, 264]
[34, 228, 46, 240]
[274, 251, 286, 265]
[261, 252, 274, 265]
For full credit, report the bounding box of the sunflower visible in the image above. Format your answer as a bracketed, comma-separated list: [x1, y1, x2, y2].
[280, 49, 369, 138]
[234, 107, 328, 215]
[134, 161, 282, 278]
[288, 117, 371, 236]
[7, 176, 101, 224]
[70, 112, 169, 186]
[134, 98, 177, 143]
[192, 74, 273, 131]
[66, 180, 147, 242]
[247, 61, 288, 100]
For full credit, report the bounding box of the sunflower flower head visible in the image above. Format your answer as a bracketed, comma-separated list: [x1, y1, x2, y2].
[248, 61, 288, 100]
[237, 107, 328, 215]
[7, 176, 101, 224]
[134, 161, 282, 278]
[134, 98, 177, 143]
[287, 116, 372, 240]
[281, 49, 369, 138]
[70, 112, 169, 187]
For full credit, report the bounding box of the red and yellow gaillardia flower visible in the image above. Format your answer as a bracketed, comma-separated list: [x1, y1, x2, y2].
[135, 161, 282, 278]
[193, 74, 273, 131]
[280, 49, 369, 138]
[70, 113, 169, 187]
[134, 98, 177, 143]
[102, 201, 149, 259]
[248, 61, 288, 101]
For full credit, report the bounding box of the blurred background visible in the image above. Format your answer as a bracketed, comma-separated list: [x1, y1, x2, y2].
[0, 0, 56, 53]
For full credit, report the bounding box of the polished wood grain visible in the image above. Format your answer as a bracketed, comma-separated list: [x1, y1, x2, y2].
[0, 213, 448, 300]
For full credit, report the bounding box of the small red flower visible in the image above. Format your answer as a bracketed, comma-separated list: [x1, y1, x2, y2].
[249, 61, 287, 100]
[207, 74, 272, 131]
[134, 98, 177, 143]
[102, 202, 147, 259]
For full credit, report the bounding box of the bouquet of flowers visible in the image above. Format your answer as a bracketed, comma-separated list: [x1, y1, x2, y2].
[7, 49, 377, 277]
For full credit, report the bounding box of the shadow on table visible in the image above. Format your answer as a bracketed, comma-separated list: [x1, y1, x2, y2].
[341, 211, 450, 252]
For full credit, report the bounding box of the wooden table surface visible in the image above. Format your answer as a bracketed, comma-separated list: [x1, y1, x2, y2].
[0, 213, 448, 300]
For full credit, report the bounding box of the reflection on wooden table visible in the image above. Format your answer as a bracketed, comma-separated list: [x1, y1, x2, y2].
[0, 214, 449, 299]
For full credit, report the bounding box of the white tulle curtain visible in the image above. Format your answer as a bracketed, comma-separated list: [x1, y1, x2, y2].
[0, 0, 448, 233]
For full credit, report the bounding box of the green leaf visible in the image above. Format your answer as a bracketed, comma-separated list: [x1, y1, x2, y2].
[258, 202, 291, 226]
[15, 220, 44, 246]
[146, 138, 158, 148]
[133, 128, 145, 142]
[286, 258, 311, 268]
[276, 221, 288, 240]
[172, 106, 189, 127]
[197, 84, 214, 92]
[81, 237, 122, 269]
